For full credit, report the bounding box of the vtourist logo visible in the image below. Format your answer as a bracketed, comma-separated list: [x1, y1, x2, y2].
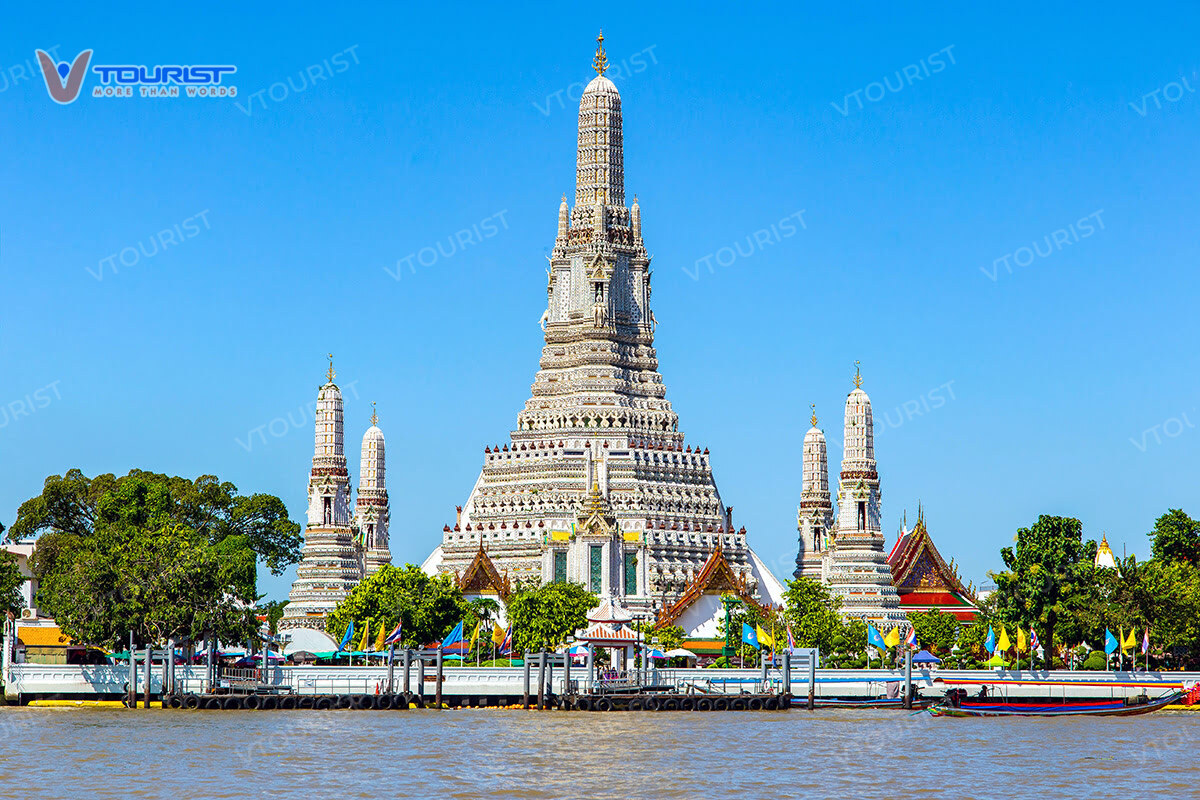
[874, 381, 958, 436]
[831, 45, 957, 117]
[235, 45, 361, 117]
[36, 48, 237, 103]
[0, 381, 63, 431]
[1130, 410, 1196, 452]
[88, 210, 213, 281]
[1, 46, 62, 95]
[532, 44, 660, 117]
[1129, 73, 1197, 117]
[237, 380, 362, 453]
[980, 209, 1106, 281]
[684, 210, 807, 280]
[383, 210, 511, 282]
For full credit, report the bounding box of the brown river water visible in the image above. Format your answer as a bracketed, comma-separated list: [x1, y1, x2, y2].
[0, 708, 1194, 799]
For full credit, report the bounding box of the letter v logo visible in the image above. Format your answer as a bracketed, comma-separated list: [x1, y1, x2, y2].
[36, 49, 92, 104]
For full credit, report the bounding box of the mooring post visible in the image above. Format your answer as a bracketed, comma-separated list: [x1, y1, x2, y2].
[536, 649, 547, 710]
[545, 652, 555, 706]
[207, 639, 216, 695]
[807, 650, 816, 710]
[903, 648, 913, 710]
[402, 649, 412, 696]
[143, 646, 152, 709]
[585, 645, 594, 694]
[782, 650, 791, 696]
[760, 650, 769, 693]
[435, 646, 444, 708]
[523, 654, 532, 709]
[128, 632, 136, 709]
[416, 655, 425, 704]
[563, 649, 572, 700]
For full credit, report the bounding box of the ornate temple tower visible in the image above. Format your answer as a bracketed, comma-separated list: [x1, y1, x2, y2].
[281, 357, 365, 631]
[795, 405, 834, 580]
[356, 403, 391, 578]
[431, 34, 767, 612]
[824, 365, 905, 623]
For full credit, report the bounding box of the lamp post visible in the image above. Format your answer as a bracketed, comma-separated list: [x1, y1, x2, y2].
[721, 595, 741, 662]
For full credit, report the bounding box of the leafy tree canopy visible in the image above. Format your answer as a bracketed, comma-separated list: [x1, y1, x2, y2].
[506, 581, 598, 653]
[1150, 509, 1200, 565]
[0, 546, 26, 616]
[907, 609, 960, 655]
[325, 564, 471, 648]
[783, 576, 844, 653]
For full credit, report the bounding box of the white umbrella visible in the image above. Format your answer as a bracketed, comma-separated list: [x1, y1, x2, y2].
[665, 648, 698, 660]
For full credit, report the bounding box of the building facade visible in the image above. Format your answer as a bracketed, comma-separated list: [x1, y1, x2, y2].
[424, 35, 784, 619]
[281, 359, 392, 632]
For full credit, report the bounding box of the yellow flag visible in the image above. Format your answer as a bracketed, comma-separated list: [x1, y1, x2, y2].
[373, 623, 387, 652]
[1122, 628, 1137, 652]
[492, 622, 506, 646]
[1017, 627, 1027, 653]
[997, 627, 1011, 651]
[357, 619, 371, 652]
[756, 625, 774, 648]
[883, 627, 900, 648]
[470, 620, 482, 647]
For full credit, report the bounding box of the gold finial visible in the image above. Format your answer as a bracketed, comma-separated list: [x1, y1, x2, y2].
[327, 353, 336, 383]
[593, 30, 608, 76]
[370, 401, 378, 427]
[853, 360, 863, 389]
[810, 404, 818, 427]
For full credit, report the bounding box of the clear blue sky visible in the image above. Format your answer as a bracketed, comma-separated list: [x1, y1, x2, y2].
[3, 3, 1197, 602]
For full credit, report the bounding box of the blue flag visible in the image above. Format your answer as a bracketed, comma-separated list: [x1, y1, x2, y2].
[441, 621, 464, 649]
[984, 625, 997, 653]
[741, 622, 760, 650]
[338, 621, 354, 652]
[867, 624, 886, 651]
[1104, 629, 1119, 655]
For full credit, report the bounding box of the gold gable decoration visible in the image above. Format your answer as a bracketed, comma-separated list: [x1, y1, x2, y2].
[456, 544, 512, 602]
[655, 544, 771, 628]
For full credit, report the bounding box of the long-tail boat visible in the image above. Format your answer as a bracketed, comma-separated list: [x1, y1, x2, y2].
[929, 689, 1181, 717]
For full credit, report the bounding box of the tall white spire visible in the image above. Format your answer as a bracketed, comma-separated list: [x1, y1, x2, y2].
[795, 405, 833, 579]
[356, 403, 391, 577]
[574, 31, 624, 209]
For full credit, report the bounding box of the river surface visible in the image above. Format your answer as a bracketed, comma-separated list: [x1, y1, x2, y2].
[0, 707, 1194, 799]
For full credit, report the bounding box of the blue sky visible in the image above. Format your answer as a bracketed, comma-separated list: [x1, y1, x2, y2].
[2, 3, 1198, 602]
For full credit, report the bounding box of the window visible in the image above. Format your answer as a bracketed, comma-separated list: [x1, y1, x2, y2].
[554, 551, 567, 583]
[323, 497, 332, 525]
[589, 545, 603, 594]
[624, 551, 637, 596]
[857, 501, 866, 531]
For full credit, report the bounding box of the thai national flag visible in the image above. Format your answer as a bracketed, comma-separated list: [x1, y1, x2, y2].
[905, 627, 917, 648]
[499, 625, 513, 656]
[383, 621, 403, 647]
[1030, 629, 1040, 651]
[786, 625, 796, 652]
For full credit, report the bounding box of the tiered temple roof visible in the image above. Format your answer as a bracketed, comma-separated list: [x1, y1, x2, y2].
[886, 507, 978, 622]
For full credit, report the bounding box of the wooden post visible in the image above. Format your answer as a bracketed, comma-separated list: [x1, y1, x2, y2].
[416, 655, 425, 704]
[166, 638, 175, 699]
[903, 648, 913, 709]
[536, 649, 547, 710]
[585, 645, 594, 694]
[523, 654, 532, 709]
[143, 646, 152, 709]
[435, 647, 444, 709]
[386, 644, 396, 695]
[760, 649, 769, 693]
[782, 650, 791, 696]
[128, 632, 136, 709]
[402, 649, 412, 696]
[807, 651, 816, 710]
[545, 653, 555, 706]
[563, 649, 572, 699]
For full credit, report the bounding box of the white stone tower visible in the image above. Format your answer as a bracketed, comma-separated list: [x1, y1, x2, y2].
[795, 405, 834, 580]
[281, 356, 365, 631]
[430, 34, 768, 611]
[825, 364, 905, 623]
[356, 403, 391, 577]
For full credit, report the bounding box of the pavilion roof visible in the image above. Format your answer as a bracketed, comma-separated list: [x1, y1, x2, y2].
[887, 508, 978, 619]
[456, 544, 512, 602]
[655, 544, 770, 629]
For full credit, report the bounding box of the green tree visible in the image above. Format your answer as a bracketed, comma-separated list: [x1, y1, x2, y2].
[10, 471, 298, 649]
[782, 576, 844, 653]
[325, 563, 470, 648]
[1150, 509, 1200, 565]
[506, 581, 598, 652]
[257, 600, 289, 637]
[993, 515, 1093, 669]
[0, 549, 26, 616]
[907, 609, 959, 655]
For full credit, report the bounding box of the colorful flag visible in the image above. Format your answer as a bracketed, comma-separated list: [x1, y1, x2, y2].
[1030, 629, 1040, 651]
[1142, 629, 1150, 655]
[883, 627, 900, 648]
[498, 625, 513, 656]
[1017, 627, 1027, 653]
[338, 621, 355, 652]
[905, 627, 917, 649]
[383, 621, 403, 647]
[357, 619, 371, 652]
[756, 624, 774, 648]
[1104, 629, 1119, 655]
[984, 625, 996, 653]
[492, 622, 506, 647]
[867, 624, 886, 651]
[1122, 628, 1137, 652]
[470, 620, 482, 647]
[442, 621, 464, 649]
[742, 623, 760, 650]
[786, 624, 796, 652]
[997, 627, 1011, 652]
[373, 622, 387, 652]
